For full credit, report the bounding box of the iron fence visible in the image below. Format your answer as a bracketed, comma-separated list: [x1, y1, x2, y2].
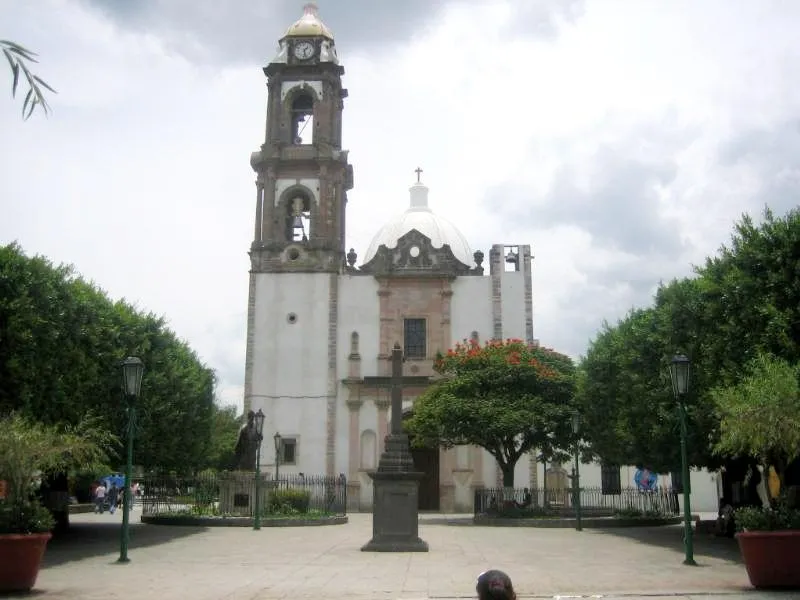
[141, 472, 347, 518]
[474, 486, 680, 518]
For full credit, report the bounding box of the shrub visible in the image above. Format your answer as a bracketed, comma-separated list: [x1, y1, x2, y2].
[735, 503, 800, 532]
[267, 488, 310, 514]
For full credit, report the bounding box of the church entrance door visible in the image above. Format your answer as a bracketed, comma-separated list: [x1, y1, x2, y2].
[410, 445, 440, 511]
[403, 411, 439, 510]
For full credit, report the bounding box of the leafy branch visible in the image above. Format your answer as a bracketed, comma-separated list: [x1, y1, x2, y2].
[2, 39, 56, 120]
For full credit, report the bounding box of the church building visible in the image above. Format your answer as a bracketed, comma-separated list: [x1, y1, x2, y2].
[242, 3, 721, 513]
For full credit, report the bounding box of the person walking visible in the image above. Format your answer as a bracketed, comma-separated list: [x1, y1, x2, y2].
[93, 482, 107, 514]
[107, 484, 120, 515]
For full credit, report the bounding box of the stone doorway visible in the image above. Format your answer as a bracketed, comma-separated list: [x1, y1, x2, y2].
[403, 413, 440, 511]
[411, 445, 440, 511]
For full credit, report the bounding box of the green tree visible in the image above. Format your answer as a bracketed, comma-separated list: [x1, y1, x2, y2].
[2, 40, 55, 119]
[578, 277, 720, 472]
[0, 243, 216, 472]
[406, 339, 576, 487]
[206, 404, 242, 471]
[579, 206, 800, 473]
[697, 207, 800, 378]
[712, 353, 800, 499]
[0, 413, 116, 533]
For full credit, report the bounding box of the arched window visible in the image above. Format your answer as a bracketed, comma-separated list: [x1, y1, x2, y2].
[360, 430, 377, 470]
[286, 191, 312, 242]
[291, 94, 314, 145]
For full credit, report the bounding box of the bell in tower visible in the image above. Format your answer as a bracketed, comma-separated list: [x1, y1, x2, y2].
[248, 2, 354, 274]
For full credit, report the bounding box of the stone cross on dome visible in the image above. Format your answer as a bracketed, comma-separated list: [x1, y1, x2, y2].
[415, 167, 423, 183]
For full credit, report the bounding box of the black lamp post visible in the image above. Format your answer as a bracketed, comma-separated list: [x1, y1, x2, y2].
[118, 356, 144, 564]
[571, 412, 583, 532]
[669, 354, 696, 566]
[252, 409, 265, 531]
[273, 431, 282, 485]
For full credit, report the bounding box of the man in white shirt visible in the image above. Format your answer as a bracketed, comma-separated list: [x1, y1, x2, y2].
[94, 482, 107, 514]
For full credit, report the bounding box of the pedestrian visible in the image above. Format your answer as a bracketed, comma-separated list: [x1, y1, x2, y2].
[107, 484, 120, 515]
[476, 570, 516, 600]
[93, 481, 107, 513]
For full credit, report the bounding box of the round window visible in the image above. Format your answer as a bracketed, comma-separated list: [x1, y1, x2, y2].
[287, 313, 298, 324]
[409, 245, 420, 258]
[288, 248, 301, 261]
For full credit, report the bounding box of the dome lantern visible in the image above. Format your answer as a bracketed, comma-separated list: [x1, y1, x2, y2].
[283, 2, 334, 40]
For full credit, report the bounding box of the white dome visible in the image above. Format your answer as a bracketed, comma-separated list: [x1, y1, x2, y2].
[362, 181, 474, 267]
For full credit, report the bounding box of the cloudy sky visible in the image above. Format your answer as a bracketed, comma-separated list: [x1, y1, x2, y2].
[3, 0, 799, 411]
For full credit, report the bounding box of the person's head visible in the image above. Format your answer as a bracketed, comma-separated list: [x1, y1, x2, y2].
[247, 410, 255, 423]
[476, 570, 515, 600]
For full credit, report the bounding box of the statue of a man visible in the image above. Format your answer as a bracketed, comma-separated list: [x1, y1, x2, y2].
[233, 410, 261, 471]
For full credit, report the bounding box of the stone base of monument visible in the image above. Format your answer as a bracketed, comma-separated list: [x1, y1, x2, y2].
[361, 434, 429, 553]
[219, 471, 270, 517]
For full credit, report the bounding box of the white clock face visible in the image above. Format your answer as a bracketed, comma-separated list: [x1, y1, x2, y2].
[294, 41, 315, 60]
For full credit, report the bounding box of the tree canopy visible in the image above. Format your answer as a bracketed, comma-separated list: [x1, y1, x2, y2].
[712, 353, 800, 496]
[0, 242, 217, 472]
[406, 339, 576, 486]
[579, 206, 800, 473]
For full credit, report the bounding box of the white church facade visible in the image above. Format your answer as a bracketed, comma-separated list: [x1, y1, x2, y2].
[242, 3, 721, 513]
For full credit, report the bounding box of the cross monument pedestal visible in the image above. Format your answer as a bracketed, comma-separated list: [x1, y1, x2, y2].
[361, 343, 429, 552]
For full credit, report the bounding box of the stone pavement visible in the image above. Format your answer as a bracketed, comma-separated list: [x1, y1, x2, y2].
[31, 511, 795, 600]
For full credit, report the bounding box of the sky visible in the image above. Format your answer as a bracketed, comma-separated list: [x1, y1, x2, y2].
[3, 0, 800, 412]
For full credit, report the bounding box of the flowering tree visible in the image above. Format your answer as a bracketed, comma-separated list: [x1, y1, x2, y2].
[405, 339, 576, 487]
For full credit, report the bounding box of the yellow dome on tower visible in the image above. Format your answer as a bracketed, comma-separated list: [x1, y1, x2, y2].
[284, 3, 334, 40]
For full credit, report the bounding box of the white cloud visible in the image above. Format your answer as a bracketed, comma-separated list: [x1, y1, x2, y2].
[3, 0, 799, 412]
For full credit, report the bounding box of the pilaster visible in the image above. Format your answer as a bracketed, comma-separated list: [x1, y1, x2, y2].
[325, 272, 339, 477]
[489, 244, 503, 340]
[242, 272, 257, 416]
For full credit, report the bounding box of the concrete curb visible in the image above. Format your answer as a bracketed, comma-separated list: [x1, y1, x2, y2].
[473, 515, 683, 528]
[140, 514, 349, 527]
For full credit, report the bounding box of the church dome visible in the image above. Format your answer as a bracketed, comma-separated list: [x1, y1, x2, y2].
[362, 177, 474, 267]
[283, 3, 334, 39]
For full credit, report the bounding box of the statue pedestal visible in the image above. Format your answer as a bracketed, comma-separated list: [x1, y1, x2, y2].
[361, 434, 429, 552]
[219, 471, 270, 517]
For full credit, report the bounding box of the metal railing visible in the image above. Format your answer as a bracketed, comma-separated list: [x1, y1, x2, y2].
[141, 472, 347, 518]
[474, 486, 680, 518]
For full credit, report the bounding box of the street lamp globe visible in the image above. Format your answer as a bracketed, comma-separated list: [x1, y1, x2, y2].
[274, 431, 282, 455]
[254, 409, 266, 438]
[121, 357, 144, 398]
[571, 412, 581, 435]
[669, 354, 691, 398]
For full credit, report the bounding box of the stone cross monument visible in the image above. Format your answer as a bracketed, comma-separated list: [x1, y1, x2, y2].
[361, 343, 429, 552]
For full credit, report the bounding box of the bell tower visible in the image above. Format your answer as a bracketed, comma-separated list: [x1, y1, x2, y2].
[249, 2, 354, 273]
[243, 4, 351, 477]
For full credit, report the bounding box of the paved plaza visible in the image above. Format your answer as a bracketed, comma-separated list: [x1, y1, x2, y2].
[31, 511, 796, 600]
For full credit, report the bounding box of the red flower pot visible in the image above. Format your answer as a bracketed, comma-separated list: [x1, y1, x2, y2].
[736, 530, 800, 589]
[0, 532, 52, 592]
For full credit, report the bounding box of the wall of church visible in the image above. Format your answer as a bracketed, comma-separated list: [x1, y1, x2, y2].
[335, 275, 380, 482]
[337, 275, 380, 377]
[250, 272, 332, 476]
[450, 277, 492, 342]
[501, 271, 527, 341]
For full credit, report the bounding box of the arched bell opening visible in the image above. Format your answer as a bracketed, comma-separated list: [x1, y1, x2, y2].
[290, 93, 314, 145]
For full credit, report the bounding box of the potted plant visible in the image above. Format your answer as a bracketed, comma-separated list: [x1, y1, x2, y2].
[0, 413, 115, 593]
[712, 353, 800, 589]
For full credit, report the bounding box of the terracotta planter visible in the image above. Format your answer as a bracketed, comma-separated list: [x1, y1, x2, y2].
[736, 530, 800, 589]
[0, 532, 52, 592]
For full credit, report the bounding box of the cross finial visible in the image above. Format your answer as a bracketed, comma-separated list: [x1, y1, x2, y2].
[414, 167, 423, 183]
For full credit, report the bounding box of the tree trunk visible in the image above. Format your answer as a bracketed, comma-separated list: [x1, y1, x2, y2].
[502, 464, 515, 488]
